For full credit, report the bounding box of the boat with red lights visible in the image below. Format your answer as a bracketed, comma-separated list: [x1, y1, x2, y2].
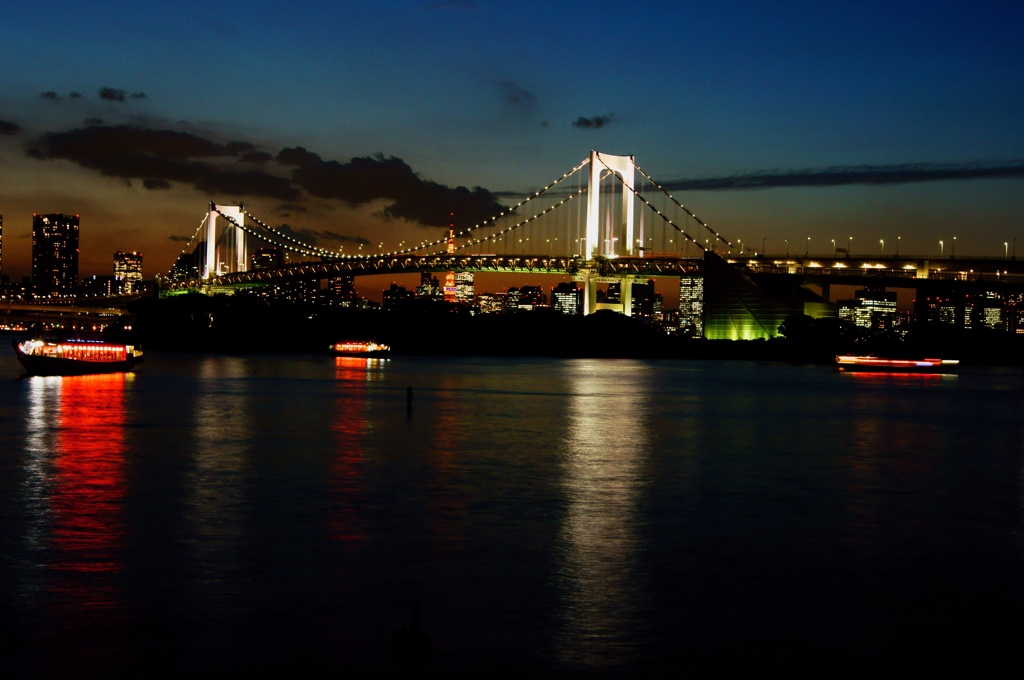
[836, 355, 959, 374]
[330, 341, 390, 358]
[13, 338, 143, 376]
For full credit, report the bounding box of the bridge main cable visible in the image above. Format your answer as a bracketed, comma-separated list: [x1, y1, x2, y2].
[630, 158, 736, 251]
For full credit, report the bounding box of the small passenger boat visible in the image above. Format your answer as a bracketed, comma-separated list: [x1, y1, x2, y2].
[836, 355, 959, 374]
[330, 341, 390, 358]
[14, 338, 143, 376]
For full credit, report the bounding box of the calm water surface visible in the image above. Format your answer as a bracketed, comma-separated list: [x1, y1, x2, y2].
[1, 351, 1023, 677]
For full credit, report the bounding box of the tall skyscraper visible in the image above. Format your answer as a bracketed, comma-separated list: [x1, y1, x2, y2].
[444, 217, 457, 302]
[114, 251, 143, 294]
[679, 275, 704, 337]
[552, 282, 582, 315]
[416, 271, 441, 299]
[32, 213, 79, 298]
[455, 271, 474, 303]
[838, 287, 897, 330]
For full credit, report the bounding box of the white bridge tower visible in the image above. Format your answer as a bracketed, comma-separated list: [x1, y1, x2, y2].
[204, 203, 248, 280]
[580, 151, 638, 315]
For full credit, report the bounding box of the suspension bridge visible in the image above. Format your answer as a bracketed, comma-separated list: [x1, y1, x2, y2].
[160, 150, 1024, 338]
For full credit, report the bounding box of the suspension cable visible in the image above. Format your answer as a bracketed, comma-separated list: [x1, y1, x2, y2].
[594, 153, 705, 251]
[165, 214, 209, 277]
[447, 187, 588, 253]
[213, 208, 322, 258]
[631, 159, 735, 250]
[243, 209, 335, 257]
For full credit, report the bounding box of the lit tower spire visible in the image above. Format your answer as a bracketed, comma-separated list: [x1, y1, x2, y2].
[444, 212, 457, 302]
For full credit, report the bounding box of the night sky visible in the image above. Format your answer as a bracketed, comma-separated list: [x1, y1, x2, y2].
[1, 0, 1022, 299]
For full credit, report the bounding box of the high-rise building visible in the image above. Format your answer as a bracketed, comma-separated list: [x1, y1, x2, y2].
[476, 293, 505, 314]
[679, 275, 704, 337]
[455, 271, 474, 303]
[327, 274, 359, 306]
[444, 219, 457, 302]
[383, 283, 416, 311]
[251, 246, 285, 270]
[416, 272, 441, 299]
[518, 285, 545, 310]
[838, 287, 897, 330]
[551, 282, 582, 315]
[630, 279, 656, 320]
[32, 213, 80, 298]
[114, 251, 143, 294]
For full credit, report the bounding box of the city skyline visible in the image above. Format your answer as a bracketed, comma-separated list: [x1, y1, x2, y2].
[1, 1, 1022, 282]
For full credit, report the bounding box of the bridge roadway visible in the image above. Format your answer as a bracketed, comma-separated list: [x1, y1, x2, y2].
[160, 251, 1024, 295]
[161, 254, 705, 292]
[733, 253, 1024, 287]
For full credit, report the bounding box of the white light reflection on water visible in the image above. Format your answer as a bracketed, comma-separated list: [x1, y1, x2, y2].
[556, 360, 651, 668]
[187, 358, 251, 605]
[17, 377, 63, 604]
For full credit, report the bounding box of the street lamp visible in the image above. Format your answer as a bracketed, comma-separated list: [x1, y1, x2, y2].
[832, 239, 836, 255]
[1006, 242, 1009, 258]
[952, 236, 956, 258]
[897, 236, 900, 257]
[785, 239, 789, 256]
[805, 237, 810, 256]
[880, 239, 884, 256]
[939, 240, 944, 256]
[848, 236, 853, 254]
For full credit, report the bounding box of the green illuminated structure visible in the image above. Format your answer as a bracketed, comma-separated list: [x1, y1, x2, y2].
[702, 252, 805, 340]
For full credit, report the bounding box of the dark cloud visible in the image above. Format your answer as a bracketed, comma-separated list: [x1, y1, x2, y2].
[291, 153, 505, 228]
[143, 178, 172, 190]
[41, 91, 60, 101]
[276, 203, 308, 214]
[0, 120, 22, 136]
[658, 162, 1024, 191]
[572, 114, 615, 129]
[130, 92, 147, 99]
[84, 117, 104, 125]
[426, 0, 477, 9]
[278, 224, 371, 247]
[69, 92, 83, 99]
[26, 125, 505, 227]
[167, 234, 193, 242]
[99, 87, 126, 102]
[276, 146, 322, 168]
[27, 125, 299, 201]
[225, 141, 255, 155]
[498, 80, 537, 110]
[240, 151, 272, 164]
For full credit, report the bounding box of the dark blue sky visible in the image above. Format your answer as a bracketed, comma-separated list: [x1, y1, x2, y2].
[1, 0, 1022, 276]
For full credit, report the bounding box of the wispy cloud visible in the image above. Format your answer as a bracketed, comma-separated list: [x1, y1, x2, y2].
[658, 162, 1024, 191]
[572, 114, 615, 129]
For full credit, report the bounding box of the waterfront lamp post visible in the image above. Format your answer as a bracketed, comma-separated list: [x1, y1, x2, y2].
[832, 239, 836, 254]
[953, 236, 956, 258]
[880, 239, 884, 256]
[805, 237, 810, 256]
[897, 236, 900, 256]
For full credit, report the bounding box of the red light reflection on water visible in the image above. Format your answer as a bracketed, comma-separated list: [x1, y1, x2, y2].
[840, 371, 945, 380]
[330, 358, 370, 542]
[51, 373, 127, 609]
